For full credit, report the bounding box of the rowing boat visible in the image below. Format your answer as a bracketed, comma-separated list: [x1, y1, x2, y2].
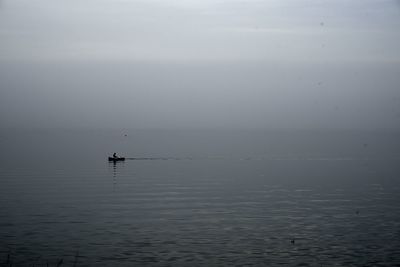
[108, 157, 125, 161]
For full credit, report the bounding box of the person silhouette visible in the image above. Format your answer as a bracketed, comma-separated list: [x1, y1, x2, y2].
[113, 152, 118, 159]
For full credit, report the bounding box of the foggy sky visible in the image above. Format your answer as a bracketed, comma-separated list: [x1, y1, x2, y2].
[0, 0, 400, 129]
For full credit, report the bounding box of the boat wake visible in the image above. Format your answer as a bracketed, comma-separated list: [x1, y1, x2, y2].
[126, 157, 194, 161]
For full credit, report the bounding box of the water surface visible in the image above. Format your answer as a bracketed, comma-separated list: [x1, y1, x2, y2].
[1, 129, 400, 266]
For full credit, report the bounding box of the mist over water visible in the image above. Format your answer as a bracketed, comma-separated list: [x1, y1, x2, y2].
[0, 0, 400, 130]
[1, 61, 400, 129]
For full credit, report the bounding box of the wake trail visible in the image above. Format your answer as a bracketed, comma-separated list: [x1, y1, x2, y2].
[126, 157, 195, 161]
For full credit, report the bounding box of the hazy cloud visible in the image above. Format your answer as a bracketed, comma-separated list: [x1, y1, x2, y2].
[0, 0, 399, 62]
[0, 0, 399, 129]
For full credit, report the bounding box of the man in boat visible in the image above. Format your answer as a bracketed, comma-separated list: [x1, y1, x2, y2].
[113, 152, 118, 159]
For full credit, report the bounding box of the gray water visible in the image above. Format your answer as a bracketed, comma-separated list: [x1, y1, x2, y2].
[1, 129, 400, 266]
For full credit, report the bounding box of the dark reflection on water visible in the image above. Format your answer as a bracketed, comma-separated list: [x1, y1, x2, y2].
[109, 160, 125, 191]
[0, 129, 400, 266]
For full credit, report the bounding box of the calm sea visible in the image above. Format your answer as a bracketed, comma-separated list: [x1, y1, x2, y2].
[1, 129, 400, 266]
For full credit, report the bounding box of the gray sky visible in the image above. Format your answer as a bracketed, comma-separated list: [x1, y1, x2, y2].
[1, 0, 400, 129]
